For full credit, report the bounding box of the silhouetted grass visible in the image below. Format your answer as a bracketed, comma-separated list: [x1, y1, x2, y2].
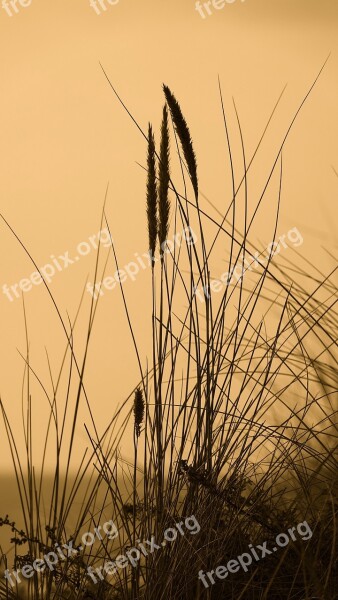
[0, 68, 337, 599]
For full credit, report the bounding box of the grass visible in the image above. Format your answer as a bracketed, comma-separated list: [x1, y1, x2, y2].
[0, 69, 337, 599]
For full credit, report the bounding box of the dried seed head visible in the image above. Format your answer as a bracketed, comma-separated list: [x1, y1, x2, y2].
[134, 387, 145, 438]
[158, 105, 171, 249]
[146, 123, 158, 265]
[163, 85, 198, 199]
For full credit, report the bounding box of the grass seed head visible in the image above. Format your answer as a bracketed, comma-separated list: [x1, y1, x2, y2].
[163, 84, 198, 199]
[134, 387, 145, 438]
[146, 123, 158, 265]
[158, 104, 171, 249]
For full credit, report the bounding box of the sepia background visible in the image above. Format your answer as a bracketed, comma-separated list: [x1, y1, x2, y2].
[0, 0, 337, 519]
